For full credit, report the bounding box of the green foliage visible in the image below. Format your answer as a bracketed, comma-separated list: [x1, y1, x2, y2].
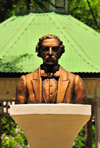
[0, 0, 54, 23]
[0, 54, 33, 72]
[73, 123, 96, 148]
[1, 116, 29, 148]
[68, 0, 100, 33]
[1, 116, 16, 135]
[0, 0, 16, 22]
[0, 0, 99, 33]
[73, 126, 86, 148]
[92, 123, 96, 148]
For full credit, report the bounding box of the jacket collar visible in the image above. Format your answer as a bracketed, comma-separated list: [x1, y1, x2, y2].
[33, 66, 68, 80]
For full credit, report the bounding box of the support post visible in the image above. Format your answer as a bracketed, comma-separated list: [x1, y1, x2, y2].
[94, 98, 100, 148]
[0, 101, 3, 148]
[85, 99, 93, 148]
[86, 116, 92, 148]
[0, 115, 2, 148]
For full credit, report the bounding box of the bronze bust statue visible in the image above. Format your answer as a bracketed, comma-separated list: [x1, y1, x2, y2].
[16, 34, 86, 104]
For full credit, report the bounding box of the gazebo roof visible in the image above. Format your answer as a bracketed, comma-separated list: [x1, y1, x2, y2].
[0, 12, 100, 73]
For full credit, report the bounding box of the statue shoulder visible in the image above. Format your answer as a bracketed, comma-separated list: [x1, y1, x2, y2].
[60, 66, 84, 85]
[60, 66, 75, 80]
[67, 71, 76, 79]
[61, 67, 87, 104]
[17, 75, 26, 89]
[74, 75, 87, 104]
[26, 67, 40, 80]
[67, 71, 84, 86]
[16, 75, 27, 104]
[74, 75, 85, 88]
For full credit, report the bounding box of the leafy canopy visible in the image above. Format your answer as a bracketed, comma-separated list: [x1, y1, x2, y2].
[68, 0, 100, 32]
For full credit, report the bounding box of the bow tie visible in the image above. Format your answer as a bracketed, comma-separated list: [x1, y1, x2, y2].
[41, 70, 60, 78]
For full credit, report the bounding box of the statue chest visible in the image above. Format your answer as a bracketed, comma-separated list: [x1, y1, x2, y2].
[42, 78, 58, 103]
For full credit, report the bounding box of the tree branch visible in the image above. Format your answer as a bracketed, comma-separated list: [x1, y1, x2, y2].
[87, 0, 100, 29]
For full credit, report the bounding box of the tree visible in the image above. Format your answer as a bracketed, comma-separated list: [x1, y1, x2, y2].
[73, 122, 96, 148]
[68, 0, 100, 33]
[0, 54, 33, 72]
[0, 0, 100, 33]
[0, 0, 55, 23]
[1, 116, 29, 148]
[73, 126, 86, 148]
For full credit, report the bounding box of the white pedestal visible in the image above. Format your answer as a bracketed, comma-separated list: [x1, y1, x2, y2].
[10, 104, 91, 148]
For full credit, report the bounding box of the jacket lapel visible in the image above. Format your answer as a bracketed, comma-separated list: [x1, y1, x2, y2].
[32, 67, 42, 103]
[57, 66, 69, 103]
[31, 66, 69, 103]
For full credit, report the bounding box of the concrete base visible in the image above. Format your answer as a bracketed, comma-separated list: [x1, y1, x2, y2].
[10, 104, 91, 148]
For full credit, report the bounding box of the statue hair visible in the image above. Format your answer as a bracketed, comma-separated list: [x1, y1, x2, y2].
[35, 34, 65, 58]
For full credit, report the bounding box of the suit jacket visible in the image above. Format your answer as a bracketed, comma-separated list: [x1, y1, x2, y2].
[16, 66, 86, 104]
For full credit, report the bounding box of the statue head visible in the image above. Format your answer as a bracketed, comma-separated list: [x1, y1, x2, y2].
[36, 34, 65, 66]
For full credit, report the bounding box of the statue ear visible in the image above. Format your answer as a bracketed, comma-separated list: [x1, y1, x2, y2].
[37, 49, 43, 58]
[59, 52, 63, 58]
[58, 46, 65, 58]
[36, 45, 39, 52]
[60, 45, 65, 53]
[37, 52, 41, 57]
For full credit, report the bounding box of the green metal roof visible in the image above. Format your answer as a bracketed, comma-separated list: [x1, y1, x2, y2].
[0, 12, 100, 73]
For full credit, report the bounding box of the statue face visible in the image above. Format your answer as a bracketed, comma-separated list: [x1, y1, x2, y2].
[40, 38, 61, 65]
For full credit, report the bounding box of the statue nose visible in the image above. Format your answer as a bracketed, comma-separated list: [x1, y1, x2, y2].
[48, 47, 53, 55]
